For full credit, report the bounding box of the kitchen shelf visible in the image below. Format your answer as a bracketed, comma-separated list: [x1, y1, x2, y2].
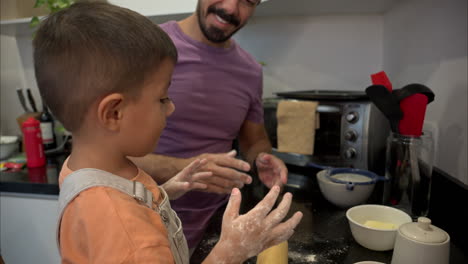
[0, 17, 35, 37]
[0, 13, 195, 37]
[1, 0, 398, 37]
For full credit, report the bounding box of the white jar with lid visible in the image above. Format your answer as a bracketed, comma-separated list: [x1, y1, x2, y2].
[391, 217, 450, 264]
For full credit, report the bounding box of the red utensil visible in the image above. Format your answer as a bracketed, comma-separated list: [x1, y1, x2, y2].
[394, 84, 435, 137]
[398, 94, 428, 136]
[371, 71, 393, 92]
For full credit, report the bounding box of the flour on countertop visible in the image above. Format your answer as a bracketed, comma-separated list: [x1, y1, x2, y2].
[289, 251, 317, 263]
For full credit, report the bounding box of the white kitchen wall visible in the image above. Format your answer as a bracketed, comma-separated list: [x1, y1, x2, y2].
[234, 15, 384, 98]
[1, 35, 27, 135]
[1, 33, 42, 137]
[383, 0, 467, 184]
[234, 0, 467, 184]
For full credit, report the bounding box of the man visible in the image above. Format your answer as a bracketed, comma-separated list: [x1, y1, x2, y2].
[132, 0, 288, 252]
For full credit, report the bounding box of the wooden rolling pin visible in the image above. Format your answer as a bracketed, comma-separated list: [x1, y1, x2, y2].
[256, 241, 288, 264]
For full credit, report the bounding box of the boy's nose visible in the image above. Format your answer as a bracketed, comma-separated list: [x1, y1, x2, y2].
[166, 101, 175, 116]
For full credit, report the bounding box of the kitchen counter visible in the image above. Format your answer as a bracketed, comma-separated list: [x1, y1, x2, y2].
[1, 156, 467, 263]
[0, 152, 66, 196]
[191, 166, 468, 264]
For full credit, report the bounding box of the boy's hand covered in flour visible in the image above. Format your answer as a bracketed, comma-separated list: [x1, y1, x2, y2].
[162, 159, 213, 200]
[203, 186, 303, 263]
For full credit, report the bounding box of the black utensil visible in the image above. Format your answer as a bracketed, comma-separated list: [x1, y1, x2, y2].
[393, 83, 435, 104]
[26, 88, 38, 112]
[16, 88, 31, 113]
[365, 85, 403, 133]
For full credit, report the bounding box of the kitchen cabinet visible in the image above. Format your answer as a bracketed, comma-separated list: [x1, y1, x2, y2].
[0, 194, 60, 264]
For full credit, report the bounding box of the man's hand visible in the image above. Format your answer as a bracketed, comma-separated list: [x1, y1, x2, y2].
[161, 159, 212, 200]
[204, 186, 303, 263]
[255, 152, 288, 189]
[192, 150, 253, 194]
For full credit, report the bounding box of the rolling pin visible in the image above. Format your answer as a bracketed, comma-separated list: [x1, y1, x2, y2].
[256, 241, 288, 264]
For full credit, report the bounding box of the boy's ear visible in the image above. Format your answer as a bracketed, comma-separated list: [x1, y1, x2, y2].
[97, 93, 125, 131]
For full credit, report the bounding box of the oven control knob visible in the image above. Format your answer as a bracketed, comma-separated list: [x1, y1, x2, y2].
[346, 112, 359, 123]
[344, 148, 357, 159]
[344, 130, 358, 142]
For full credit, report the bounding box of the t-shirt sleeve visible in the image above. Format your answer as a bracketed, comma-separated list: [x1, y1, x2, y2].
[59, 187, 175, 263]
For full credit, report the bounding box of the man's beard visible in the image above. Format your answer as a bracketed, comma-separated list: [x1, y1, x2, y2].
[197, 4, 242, 43]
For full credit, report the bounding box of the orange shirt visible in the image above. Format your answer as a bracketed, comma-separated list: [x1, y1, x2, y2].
[58, 160, 175, 263]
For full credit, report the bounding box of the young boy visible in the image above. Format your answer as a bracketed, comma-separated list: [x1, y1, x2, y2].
[33, 2, 302, 263]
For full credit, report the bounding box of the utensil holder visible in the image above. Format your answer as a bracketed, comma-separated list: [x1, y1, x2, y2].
[383, 132, 434, 218]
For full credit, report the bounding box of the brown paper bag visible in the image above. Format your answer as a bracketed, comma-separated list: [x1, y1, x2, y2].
[277, 100, 318, 155]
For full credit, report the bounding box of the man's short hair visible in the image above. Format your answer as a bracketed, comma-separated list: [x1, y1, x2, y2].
[33, 2, 178, 132]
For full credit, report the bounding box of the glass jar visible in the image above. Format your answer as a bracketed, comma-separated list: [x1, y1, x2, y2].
[383, 132, 434, 218]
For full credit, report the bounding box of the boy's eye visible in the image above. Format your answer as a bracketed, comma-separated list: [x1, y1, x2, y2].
[159, 97, 171, 104]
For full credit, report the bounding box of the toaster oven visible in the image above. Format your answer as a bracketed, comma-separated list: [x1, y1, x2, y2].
[263, 90, 390, 174]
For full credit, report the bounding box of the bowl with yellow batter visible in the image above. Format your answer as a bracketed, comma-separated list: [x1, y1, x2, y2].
[346, 204, 412, 251]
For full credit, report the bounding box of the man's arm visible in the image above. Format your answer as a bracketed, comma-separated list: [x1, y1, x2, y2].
[130, 154, 187, 183]
[238, 120, 288, 188]
[130, 151, 253, 193]
[238, 120, 272, 166]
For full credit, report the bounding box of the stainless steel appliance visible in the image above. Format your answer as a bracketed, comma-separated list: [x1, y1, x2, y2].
[264, 90, 390, 174]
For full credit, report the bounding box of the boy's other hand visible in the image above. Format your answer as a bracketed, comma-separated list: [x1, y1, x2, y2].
[162, 159, 212, 200]
[208, 186, 303, 263]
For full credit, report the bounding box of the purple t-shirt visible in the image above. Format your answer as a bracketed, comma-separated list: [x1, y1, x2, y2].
[156, 21, 264, 248]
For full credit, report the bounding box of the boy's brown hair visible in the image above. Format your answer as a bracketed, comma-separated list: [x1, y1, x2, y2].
[33, 2, 178, 132]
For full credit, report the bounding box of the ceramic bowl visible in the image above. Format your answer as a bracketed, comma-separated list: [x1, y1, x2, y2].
[316, 169, 375, 208]
[346, 204, 412, 251]
[0, 136, 19, 160]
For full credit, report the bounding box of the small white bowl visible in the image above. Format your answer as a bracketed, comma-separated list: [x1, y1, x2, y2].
[346, 204, 412, 251]
[316, 170, 375, 208]
[0, 136, 19, 160]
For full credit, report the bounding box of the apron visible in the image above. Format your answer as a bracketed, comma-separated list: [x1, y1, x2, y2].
[56, 168, 189, 264]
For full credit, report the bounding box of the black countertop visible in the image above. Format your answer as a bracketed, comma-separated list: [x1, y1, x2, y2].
[0, 152, 66, 196]
[191, 166, 468, 264]
[1, 155, 467, 263]
[191, 183, 392, 263]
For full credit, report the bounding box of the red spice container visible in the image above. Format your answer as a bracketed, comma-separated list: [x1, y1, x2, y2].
[22, 117, 46, 168]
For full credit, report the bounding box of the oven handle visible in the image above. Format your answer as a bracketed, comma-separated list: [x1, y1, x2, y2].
[316, 105, 340, 113]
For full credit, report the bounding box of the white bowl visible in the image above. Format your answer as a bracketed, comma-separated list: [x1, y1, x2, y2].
[346, 204, 412, 251]
[316, 170, 375, 208]
[0, 136, 19, 160]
